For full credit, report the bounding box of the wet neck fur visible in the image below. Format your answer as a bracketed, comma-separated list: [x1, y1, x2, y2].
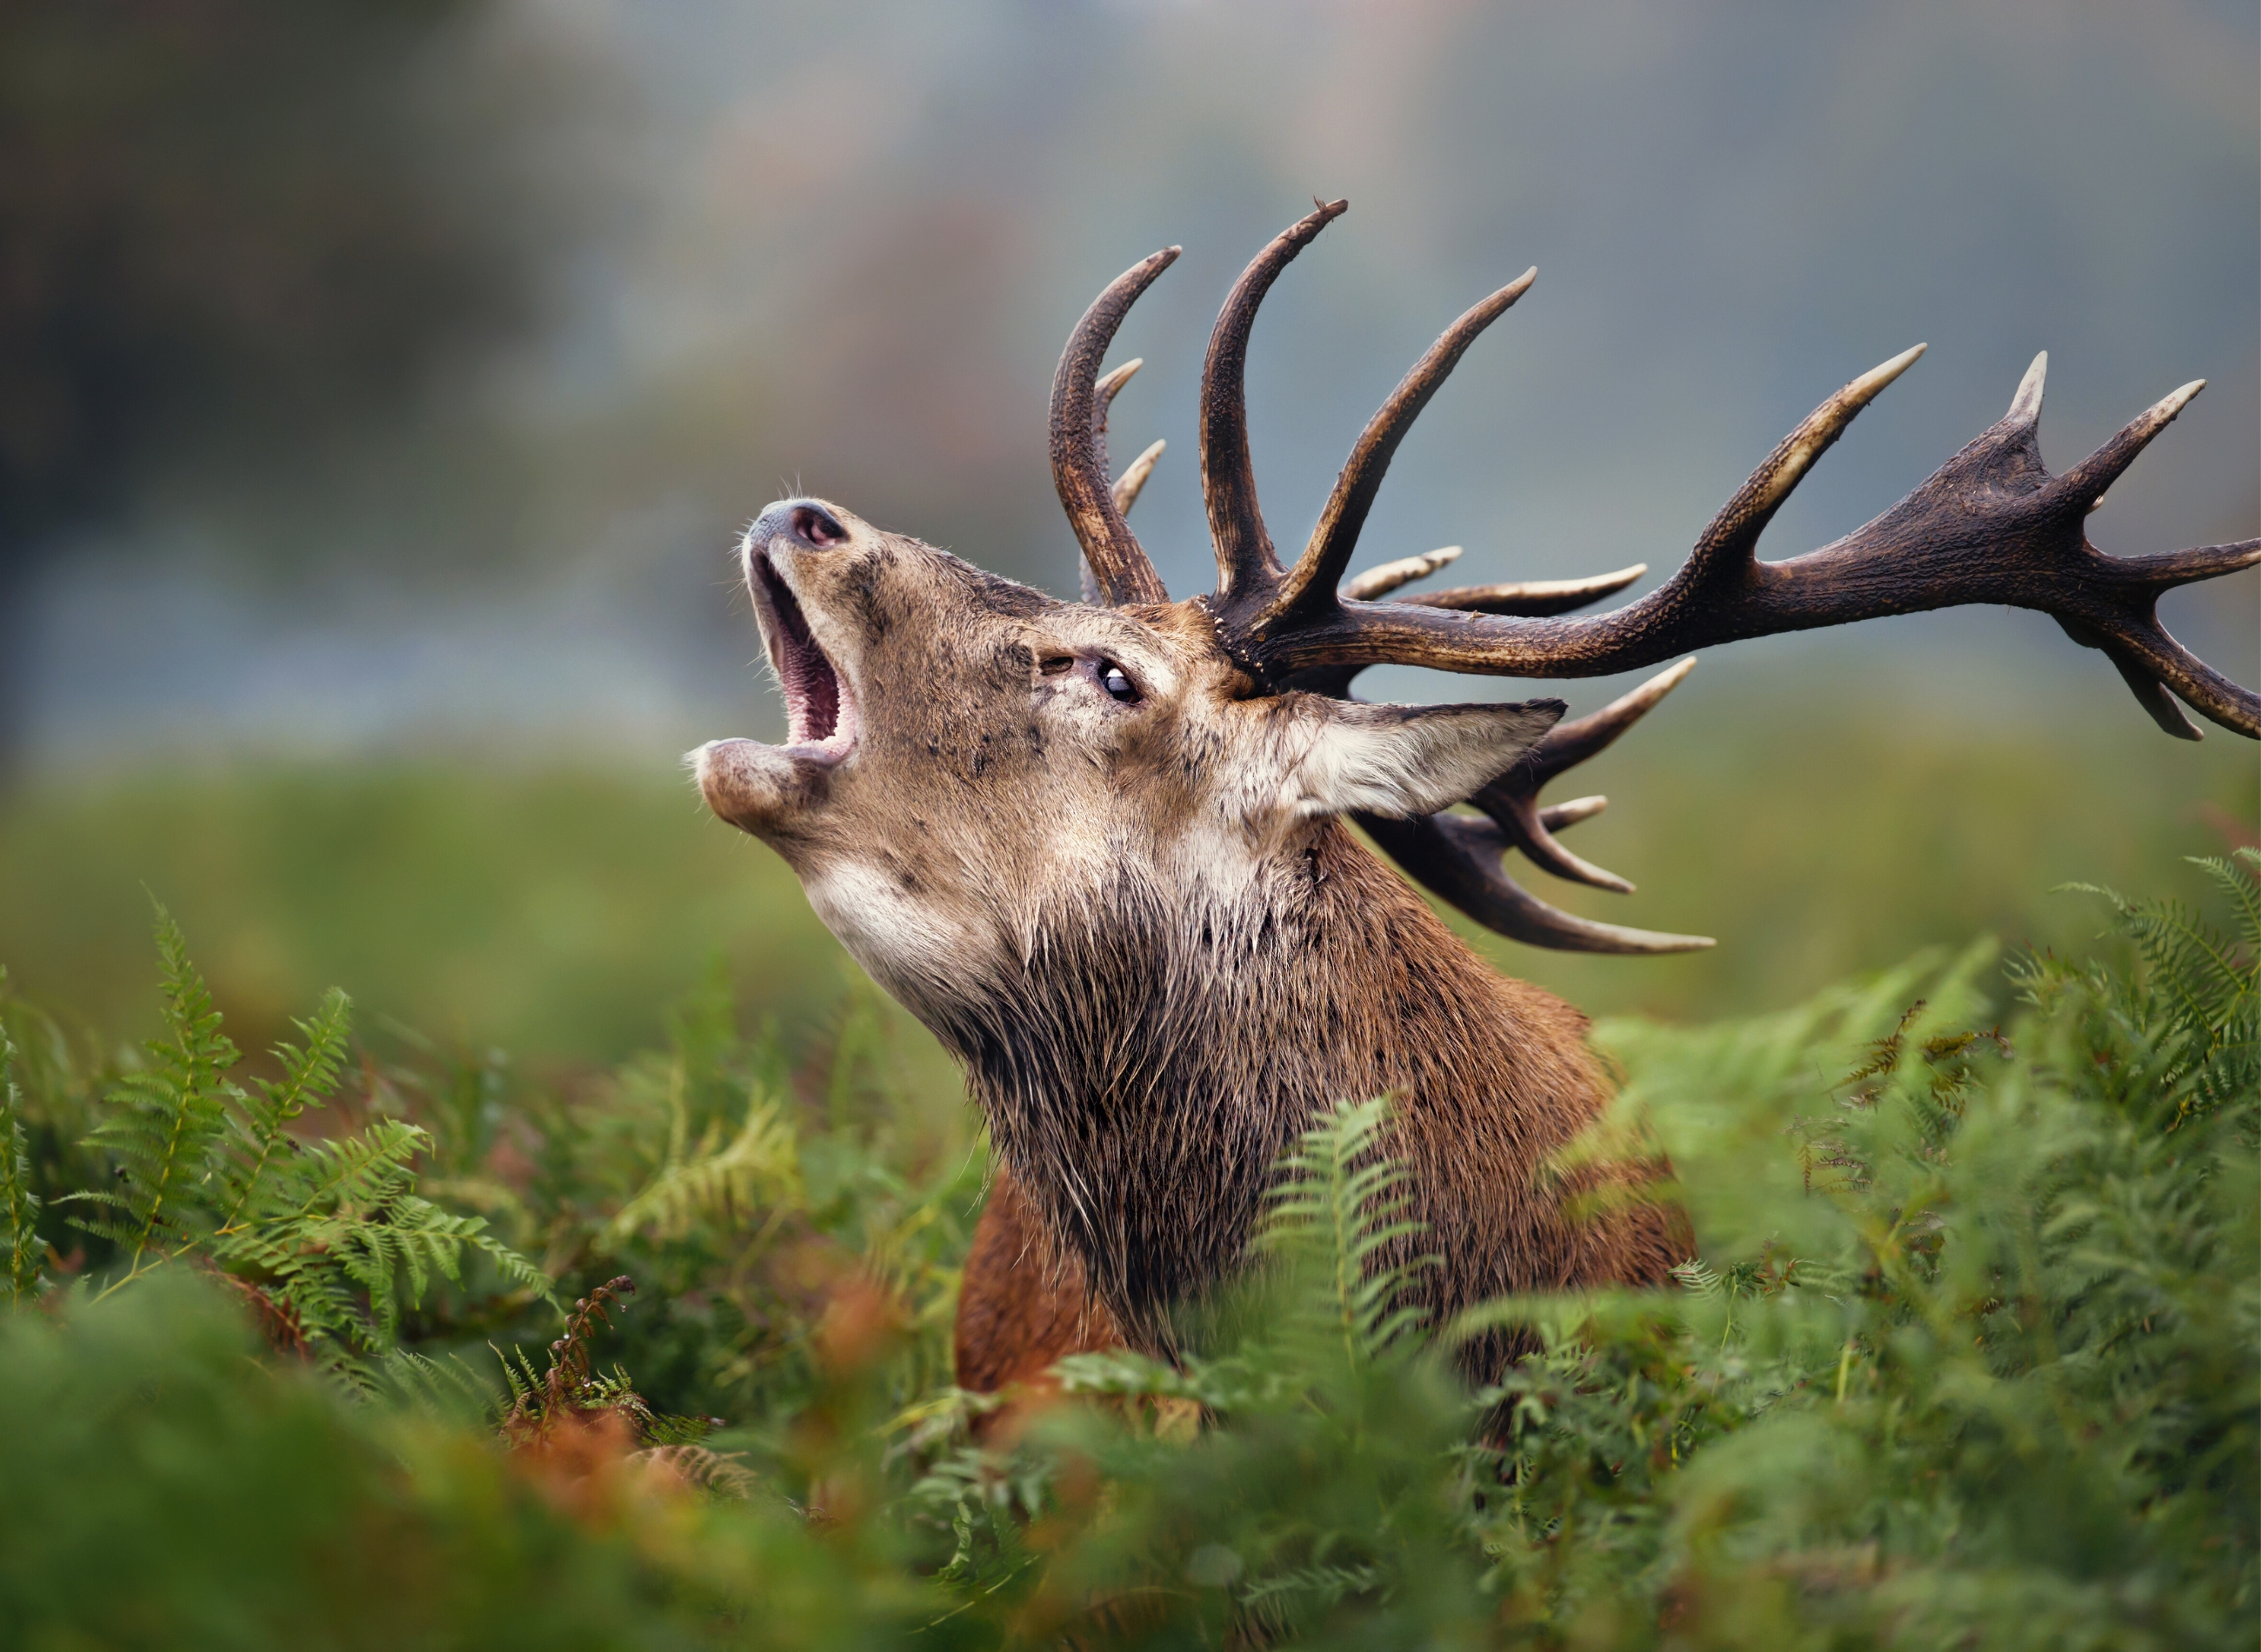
[923, 819, 1564, 1349]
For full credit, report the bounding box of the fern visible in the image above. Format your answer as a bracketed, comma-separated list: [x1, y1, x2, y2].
[217, 986, 350, 1230]
[2053, 849, 2260, 1122]
[1257, 1095, 1436, 1366]
[0, 1009, 42, 1304]
[376, 1346, 501, 1425]
[605, 1086, 801, 1243]
[66, 903, 242, 1282]
[49, 908, 557, 1376]
[215, 1116, 554, 1355]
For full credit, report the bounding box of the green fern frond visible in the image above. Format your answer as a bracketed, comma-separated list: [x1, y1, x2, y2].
[1, 1016, 43, 1304]
[467, 1229, 556, 1303]
[219, 988, 351, 1229]
[70, 904, 243, 1282]
[1670, 1258, 1722, 1299]
[278, 1119, 425, 1218]
[1257, 1096, 1435, 1366]
[2058, 854, 2260, 1122]
[605, 1089, 800, 1243]
[1237, 1562, 1388, 1615]
[377, 1348, 500, 1425]
[2207, 847, 2261, 955]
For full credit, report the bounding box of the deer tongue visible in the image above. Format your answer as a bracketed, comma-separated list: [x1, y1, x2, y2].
[750, 552, 854, 760]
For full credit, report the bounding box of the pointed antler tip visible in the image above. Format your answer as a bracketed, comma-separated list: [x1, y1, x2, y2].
[1737, 349, 1927, 520]
[2158, 378, 2206, 419]
[1862, 343, 1927, 394]
[1095, 358, 1144, 402]
[1111, 438, 1166, 517]
[2007, 351, 2049, 424]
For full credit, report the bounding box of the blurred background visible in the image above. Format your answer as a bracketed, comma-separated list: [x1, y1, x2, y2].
[1, 0, 2254, 1066]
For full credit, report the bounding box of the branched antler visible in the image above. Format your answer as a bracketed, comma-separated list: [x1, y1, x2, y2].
[1050, 203, 2258, 951]
[1367, 658, 1714, 954]
[1231, 345, 2260, 738]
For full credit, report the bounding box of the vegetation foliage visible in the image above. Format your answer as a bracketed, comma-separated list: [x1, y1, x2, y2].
[0, 854, 2252, 1648]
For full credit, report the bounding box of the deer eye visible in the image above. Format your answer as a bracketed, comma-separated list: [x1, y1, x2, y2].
[1100, 662, 1139, 703]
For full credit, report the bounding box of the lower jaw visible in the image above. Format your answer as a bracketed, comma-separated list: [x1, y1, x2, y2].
[693, 737, 830, 830]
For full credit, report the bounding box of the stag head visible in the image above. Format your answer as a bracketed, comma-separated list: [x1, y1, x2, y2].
[695, 491, 1560, 1018]
[698, 199, 2260, 1003]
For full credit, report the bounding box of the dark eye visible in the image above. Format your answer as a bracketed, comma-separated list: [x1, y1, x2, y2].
[1100, 662, 1139, 703]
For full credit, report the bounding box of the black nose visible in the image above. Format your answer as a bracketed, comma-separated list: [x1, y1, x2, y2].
[754, 498, 850, 550]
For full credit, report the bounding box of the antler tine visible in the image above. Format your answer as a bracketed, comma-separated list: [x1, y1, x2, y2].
[1201, 198, 1349, 606]
[2065, 619, 2204, 740]
[2004, 350, 2048, 426]
[1525, 657, 1697, 779]
[1267, 268, 1538, 626]
[2025, 372, 2260, 739]
[2062, 591, 2261, 738]
[1051, 250, 1178, 607]
[1400, 563, 1648, 617]
[1343, 545, 1464, 603]
[1093, 356, 1143, 481]
[2060, 377, 2205, 503]
[1360, 811, 1716, 955]
[1112, 439, 1166, 517]
[1678, 343, 1929, 587]
[1539, 795, 1609, 831]
[1086, 360, 1164, 589]
[1470, 659, 1697, 893]
[1286, 562, 1651, 696]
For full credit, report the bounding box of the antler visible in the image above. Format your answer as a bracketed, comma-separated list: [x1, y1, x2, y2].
[1261, 266, 1537, 629]
[1050, 248, 1178, 606]
[1343, 550, 1651, 616]
[1467, 657, 1698, 896]
[1354, 648, 1716, 955]
[1222, 337, 2260, 738]
[1201, 198, 1350, 603]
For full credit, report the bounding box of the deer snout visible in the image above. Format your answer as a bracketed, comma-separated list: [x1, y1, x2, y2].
[749, 498, 851, 555]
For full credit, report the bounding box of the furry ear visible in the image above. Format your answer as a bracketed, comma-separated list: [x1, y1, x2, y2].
[1284, 698, 1564, 820]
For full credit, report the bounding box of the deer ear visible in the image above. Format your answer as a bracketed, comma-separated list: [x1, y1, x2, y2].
[1285, 698, 1564, 820]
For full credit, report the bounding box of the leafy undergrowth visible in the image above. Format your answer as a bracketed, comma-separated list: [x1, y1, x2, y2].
[0, 855, 2253, 1649]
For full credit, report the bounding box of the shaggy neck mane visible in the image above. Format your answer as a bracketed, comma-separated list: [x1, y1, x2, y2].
[923, 821, 1630, 1352]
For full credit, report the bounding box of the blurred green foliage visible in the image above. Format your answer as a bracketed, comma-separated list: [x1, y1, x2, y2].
[0, 843, 2252, 1645]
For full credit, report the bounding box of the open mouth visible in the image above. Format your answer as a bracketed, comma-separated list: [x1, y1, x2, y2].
[750, 550, 857, 762]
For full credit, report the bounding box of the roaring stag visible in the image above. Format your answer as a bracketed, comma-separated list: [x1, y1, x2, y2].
[695, 200, 2259, 1399]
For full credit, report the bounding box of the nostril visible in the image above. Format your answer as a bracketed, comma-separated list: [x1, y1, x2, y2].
[790, 505, 849, 548]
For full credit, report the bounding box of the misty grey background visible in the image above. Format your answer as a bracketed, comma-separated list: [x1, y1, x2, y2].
[22, 0, 2258, 767]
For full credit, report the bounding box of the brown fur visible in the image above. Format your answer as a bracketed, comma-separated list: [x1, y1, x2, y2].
[697, 502, 1690, 1395]
[954, 1169, 1120, 1395]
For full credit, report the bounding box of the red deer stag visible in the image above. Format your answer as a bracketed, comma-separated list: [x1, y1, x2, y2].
[695, 200, 2259, 1400]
